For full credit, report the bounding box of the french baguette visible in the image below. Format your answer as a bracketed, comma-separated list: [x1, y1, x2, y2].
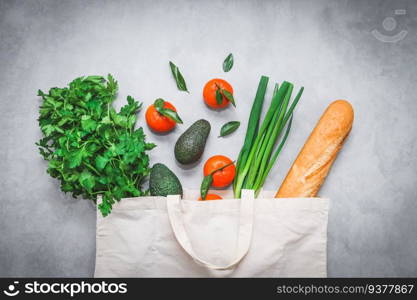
[275, 100, 354, 198]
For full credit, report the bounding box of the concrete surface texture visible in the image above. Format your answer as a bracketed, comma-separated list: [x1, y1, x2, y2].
[0, 0, 416, 277]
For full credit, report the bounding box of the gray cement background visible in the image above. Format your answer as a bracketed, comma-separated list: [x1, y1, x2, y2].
[1, 0, 416, 277]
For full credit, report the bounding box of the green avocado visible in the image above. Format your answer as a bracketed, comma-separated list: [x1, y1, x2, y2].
[149, 163, 183, 197]
[174, 119, 211, 164]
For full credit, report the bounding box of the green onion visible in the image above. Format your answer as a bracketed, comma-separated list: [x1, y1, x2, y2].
[254, 84, 293, 184]
[254, 115, 293, 196]
[234, 76, 268, 189]
[233, 77, 304, 198]
[246, 83, 288, 187]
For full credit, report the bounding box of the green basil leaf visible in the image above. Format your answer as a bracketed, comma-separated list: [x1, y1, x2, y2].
[222, 89, 236, 107]
[223, 53, 234, 72]
[169, 61, 189, 92]
[215, 88, 223, 105]
[219, 121, 240, 137]
[159, 108, 183, 124]
[200, 174, 213, 200]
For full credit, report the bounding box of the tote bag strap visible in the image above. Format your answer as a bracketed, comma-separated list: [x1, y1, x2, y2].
[166, 189, 255, 270]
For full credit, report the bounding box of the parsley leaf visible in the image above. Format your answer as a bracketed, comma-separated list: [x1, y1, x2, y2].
[36, 74, 156, 216]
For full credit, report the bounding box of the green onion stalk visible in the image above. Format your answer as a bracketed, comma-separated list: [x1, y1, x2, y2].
[233, 76, 304, 198]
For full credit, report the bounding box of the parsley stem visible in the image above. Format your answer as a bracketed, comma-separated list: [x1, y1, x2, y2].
[84, 162, 100, 176]
[91, 191, 107, 195]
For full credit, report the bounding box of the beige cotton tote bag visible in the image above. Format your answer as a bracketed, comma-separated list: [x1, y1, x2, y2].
[94, 189, 329, 277]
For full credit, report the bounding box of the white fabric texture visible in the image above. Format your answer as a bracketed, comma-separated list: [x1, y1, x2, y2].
[94, 189, 329, 277]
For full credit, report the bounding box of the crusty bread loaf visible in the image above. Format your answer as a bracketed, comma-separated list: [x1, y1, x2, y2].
[275, 100, 354, 198]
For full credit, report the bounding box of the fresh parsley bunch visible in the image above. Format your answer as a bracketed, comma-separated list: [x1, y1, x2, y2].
[36, 74, 156, 216]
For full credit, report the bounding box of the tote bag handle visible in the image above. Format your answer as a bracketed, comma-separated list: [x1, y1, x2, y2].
[166, 189, 255, 270]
